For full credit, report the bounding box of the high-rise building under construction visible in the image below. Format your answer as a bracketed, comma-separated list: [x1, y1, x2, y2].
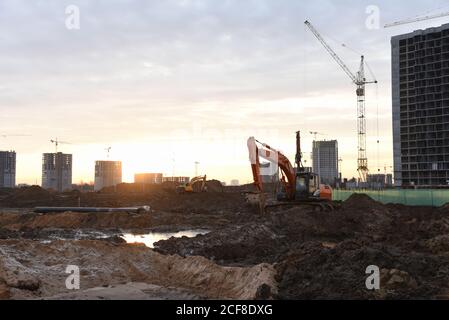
[42, 152, 72, 192]
[94, 161, 122, 191]
[0, 151, 16, 188]
[392, 24, 449, 186]
[312, 140, 339, 186]
[134, 173, 163, 185]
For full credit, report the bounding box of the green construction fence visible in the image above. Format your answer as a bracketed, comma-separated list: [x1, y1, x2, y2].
[332, 189, 449, 207]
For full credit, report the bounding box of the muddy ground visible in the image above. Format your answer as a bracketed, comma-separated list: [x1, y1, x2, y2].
[1, 185, 449, 299]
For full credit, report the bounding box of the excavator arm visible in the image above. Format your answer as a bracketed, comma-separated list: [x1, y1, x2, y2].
[176, 175, 207, 193]
[247, 137, 263, 193]
[186, 175, 207, 192]
[191, 175, 207, 191]
[247, 137, 296, 200]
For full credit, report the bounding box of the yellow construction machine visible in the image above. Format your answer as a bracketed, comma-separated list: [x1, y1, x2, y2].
[176, 175, 207, 193]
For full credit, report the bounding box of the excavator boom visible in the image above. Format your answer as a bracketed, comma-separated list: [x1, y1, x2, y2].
[176, 175, 207, 193]
[247, 137, 296, 200]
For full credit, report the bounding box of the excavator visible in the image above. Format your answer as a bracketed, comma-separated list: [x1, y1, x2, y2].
[176, 175, 207, 193]
[247, 131, 334, 213]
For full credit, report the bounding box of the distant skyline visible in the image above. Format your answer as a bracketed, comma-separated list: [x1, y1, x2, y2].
[2, 0, 449, 185]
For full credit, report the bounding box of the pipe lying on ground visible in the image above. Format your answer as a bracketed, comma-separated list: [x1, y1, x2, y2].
[33, 206, 151, 214]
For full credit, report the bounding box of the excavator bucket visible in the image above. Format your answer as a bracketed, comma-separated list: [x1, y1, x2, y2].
[245, 192, 266, 215]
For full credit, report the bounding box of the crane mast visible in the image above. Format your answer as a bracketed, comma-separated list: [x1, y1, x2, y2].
[304, 20, 376, 182]
[356, 56, 368, 181]
[50, 138, 71, 153]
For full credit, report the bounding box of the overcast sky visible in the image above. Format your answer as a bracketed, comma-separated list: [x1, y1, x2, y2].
[1, 0, 449, 184]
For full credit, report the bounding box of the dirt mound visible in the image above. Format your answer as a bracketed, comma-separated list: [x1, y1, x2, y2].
[342, 193, 385, 210]
[0, 239, 277, 300]
[436, 203, 449, 215]
[0, 210, 237, 231]
[154, 201, 396, 267]
[148, 192, 449, 299]
[0, 185, 251, 219]
[0, 191, 255, 231]
[205, 180, 224, 192]
[1, 186, 53, 207]
[275, 240, 446, 299]
[155, 222, 283, 265]
[425, 235, 449, 254]
[0, 188, 14, 198]
[270, 202, 394, 242]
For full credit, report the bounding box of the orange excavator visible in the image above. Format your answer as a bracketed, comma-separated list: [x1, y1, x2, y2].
[247, 131, 333, 213]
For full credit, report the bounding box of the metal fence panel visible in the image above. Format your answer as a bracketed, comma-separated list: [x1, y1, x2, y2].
[332, 189, 449, 207]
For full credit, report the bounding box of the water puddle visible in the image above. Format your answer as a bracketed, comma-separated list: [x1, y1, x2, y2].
[32, 229, 113, 242]
[121, 230, 209, 248]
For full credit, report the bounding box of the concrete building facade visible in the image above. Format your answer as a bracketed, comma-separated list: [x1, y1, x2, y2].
[134, 173, 163, 184]
[367, 174, 394, 189]
[42, 153, 72, 192]
[392, 24, 449, 186]
[0, 151, 16, 188]
[230, 179, 240, 186]
[312, 140, 339, 186]
[94, 161, 122, 191]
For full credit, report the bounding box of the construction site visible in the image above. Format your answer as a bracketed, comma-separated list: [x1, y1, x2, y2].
[2, 181, 449, 300]
[0, 128, 449, 300]
[4, 3, 449, 303]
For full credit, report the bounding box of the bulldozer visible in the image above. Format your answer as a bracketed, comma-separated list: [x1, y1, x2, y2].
[176, 175, 207, 193]
[247, 131, 334, 213]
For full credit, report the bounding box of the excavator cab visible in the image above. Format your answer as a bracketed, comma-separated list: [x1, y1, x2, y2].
[295, 172, 319, 200]
[277, 171, 319, 201]
[184, 183, 194, 193]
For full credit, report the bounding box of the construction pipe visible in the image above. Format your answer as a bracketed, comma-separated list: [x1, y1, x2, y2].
[34, 206, 151, 214]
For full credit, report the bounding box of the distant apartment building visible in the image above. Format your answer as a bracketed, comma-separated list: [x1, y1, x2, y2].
[162, 176, 190, 184]
[94, 161, 122, 191]
[392, 24, 449, 186]
[230, 179, 240, 186]
[367, 174, 394, 189]
[0, 151, 16, 188]
[42, 152, 72, 192]
[312, 140, 339, 186]
[134, 173, 163, 184]
[72, 183, 94, 192]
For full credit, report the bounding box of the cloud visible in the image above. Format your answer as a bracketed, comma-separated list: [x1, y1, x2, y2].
[1, 0, 447, 182]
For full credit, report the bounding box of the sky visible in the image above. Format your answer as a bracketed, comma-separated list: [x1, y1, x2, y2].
[1, 0, 449, 185]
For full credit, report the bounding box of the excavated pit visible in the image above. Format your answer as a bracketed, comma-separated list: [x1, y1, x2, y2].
[1, 186, 449, 299]
[0, 240, 277, 300]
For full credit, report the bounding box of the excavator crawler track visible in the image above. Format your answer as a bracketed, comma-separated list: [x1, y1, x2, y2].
[265, 200, 338, 212]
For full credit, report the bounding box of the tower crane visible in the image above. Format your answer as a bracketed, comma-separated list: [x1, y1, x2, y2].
[304, 20, 377, 182]
[385, 10, 449, 28]
[105, 146, 112, 158]
[309, 131, 327, 141]
[1, 134, 31, 138]
[50, 138, 71, 153]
